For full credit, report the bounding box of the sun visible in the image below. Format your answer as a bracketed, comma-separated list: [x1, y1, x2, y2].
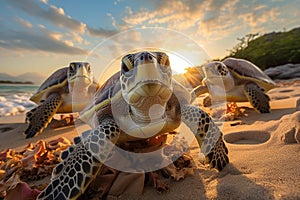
[168, 52, 192, 74]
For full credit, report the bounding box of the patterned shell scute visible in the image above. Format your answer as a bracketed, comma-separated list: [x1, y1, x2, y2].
[82, 71, 121, 113]
[222, 57, 275, 85]
[37, 67, 68, 93]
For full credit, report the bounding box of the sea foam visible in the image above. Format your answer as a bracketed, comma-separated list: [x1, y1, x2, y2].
[0, 84, 38, 117]
[0, 94, 36, 116]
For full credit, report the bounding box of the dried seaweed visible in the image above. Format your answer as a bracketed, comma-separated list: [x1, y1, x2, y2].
[0, 137, 72, 198]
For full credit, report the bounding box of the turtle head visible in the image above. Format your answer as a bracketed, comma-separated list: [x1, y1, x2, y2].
[120, 51, 173, 122]
[202, 61, 235, 91]
[202, 61, 229, 78]
[68, 62, 94, 92]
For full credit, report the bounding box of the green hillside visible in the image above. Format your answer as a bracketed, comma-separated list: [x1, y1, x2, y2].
[227, 27, 300, 70]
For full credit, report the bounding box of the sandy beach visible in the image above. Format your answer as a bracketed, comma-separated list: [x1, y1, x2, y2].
[0, 78, 300, 200]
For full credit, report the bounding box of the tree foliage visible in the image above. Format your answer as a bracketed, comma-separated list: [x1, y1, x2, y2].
[226, 27, 300, 70]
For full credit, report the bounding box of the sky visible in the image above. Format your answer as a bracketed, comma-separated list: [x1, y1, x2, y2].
[0, 0, 299, 80]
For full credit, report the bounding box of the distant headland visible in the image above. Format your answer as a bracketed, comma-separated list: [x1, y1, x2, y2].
[0, 80, 34, 85]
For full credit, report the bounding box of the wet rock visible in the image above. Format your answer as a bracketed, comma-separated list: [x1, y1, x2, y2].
[264, 64, 300, 80]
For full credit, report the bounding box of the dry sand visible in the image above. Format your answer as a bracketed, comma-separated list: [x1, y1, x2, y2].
[1, 79, 300, 200]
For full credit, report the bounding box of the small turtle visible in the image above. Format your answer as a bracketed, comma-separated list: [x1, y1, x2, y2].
[37, 51, 229, 200]
[198, 58, 276, 113]
[25, 62, 99, 138]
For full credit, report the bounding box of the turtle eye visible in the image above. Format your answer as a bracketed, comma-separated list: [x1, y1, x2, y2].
[69, 63, 75, 72]
[156, 52, 171, 74]
[121, 54, 134, 74]
[86, 63, 91, 72]
[156, 52, 170, 67]
[217, 63, 228, 76]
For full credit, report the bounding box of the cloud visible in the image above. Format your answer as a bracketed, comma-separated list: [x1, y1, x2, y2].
[2, 0, 122, 56]
[40, 0, 48, 4]
[120, 0, 293, 40]
[113, 0, 124, 5]
[241, 7, 280, 30]
[107, 13, 118, 28]
[68, 32, 84, 44]
[86, 26, 119, 37]
[7, 0, 86, 33]
[121, 1, 205, 30]
[7, 0, 120, 39]
[4, 0, 297, 60]
[37, 25, 86, 46]
[0, 28, 88, 55]
[14, 17, 33, 29]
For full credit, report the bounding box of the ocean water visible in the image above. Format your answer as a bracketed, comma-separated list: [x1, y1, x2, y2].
[0, 84, 38, 116]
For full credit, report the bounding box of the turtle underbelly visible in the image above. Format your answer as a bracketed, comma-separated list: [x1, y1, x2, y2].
[57, 103, 88, 113]
[57, 93, 91, 113]
[225, 86, 248, 102]
[117, 118, 180, 143]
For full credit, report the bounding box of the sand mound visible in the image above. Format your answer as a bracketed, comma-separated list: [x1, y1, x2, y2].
[275, 111, 300, 144]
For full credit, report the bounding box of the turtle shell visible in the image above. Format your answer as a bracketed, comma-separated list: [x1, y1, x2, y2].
[93, 71, 121, 106]
[79, 71, 121, 123]
[222, 57, 276, 90]
[30, 68, 69, 103]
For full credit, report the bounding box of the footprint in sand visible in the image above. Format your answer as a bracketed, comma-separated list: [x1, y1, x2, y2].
[0, 125, 14, 133]
[270, 88, 296, 100]
[224, 131, 271, 145]
[278, 89, 294, 93]
[292, 93, 300, 97]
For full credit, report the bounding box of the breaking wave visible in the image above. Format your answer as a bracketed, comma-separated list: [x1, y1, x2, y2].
[0, 84, 38, 116]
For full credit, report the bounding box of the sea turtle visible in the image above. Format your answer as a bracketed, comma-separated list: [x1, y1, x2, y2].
[25, 62, 99, 138]
[37, 51, 229, 200]
[198, 57, 277, 113]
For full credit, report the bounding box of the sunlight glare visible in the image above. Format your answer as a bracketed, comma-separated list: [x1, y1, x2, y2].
[168, 52, 192, 74]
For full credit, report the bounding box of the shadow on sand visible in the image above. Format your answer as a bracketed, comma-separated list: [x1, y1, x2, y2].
[213, 163, 275, 200]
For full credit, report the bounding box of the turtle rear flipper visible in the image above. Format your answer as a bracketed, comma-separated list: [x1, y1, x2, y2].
[37, 119, 120, 200]
[25, 93, 62, 138]
[244, 83, 270, 113]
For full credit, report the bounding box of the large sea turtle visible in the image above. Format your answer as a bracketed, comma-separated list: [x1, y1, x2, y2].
[199, 57, 277, 113]
[25, 62, 99, 138]
[37, 51, 229, 200]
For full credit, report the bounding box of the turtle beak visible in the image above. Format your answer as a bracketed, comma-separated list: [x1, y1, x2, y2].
[126, 52, 173, 103]
[70, 63, 92, 84]
[77, 64, 90, 78]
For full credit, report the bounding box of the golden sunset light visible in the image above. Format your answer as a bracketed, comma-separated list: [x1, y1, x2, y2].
[0, 1, 300, 199]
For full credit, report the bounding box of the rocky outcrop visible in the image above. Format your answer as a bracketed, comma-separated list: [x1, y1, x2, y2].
[264, 64, 300, 80]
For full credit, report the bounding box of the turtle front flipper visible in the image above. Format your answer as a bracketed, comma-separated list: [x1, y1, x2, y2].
[37, 118, 120, 200]
[25, 93, 62, 138]
[190, 85, 208, 102]
[244, 82, 271, 113]
[181, 105, 229, 171]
